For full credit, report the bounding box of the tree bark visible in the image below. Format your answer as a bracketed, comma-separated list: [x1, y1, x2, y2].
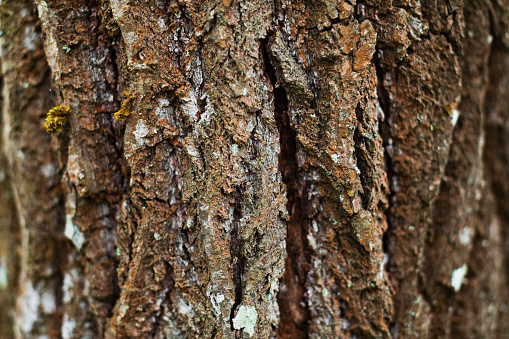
[1, 0, 509, 338]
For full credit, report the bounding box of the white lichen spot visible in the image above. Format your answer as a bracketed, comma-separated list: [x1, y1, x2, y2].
[40, 291, 56, 313]
[154, 232, 161, 241]
[267, 277, 279, 300]
[17, 150, 25, 160]
[177, 297, 194, 317]
[0, 258, 7, 289]
[122, 31, 142, 63]
[134, 119, 149, 146]
[306, 233, 317, 250]
[458, 227, 473, 246]
[451, 109, 459, 126]
[118, 303, 129, 319]
[40, 163, 56, 178]
[408, 15, 428, 40]
[451, 264, 468, 292]
[23, 26, 38, 52]
[209, 293, 225, 316]
[377, 259, 385, 281]
[64, 215, 84, 250]
[232, 305, 257, 337]
[231, 143, 239, 156]
[20, 280, 40, 334]
[67, 153, 84, 183]
[156, 98, 171, 120]
[331, 154, 340, 164]
[110, 0, 129, 21]
[181, 91, 200, 123]
[312, 220, 319, 233]
[61, 314, 76, 339]
[62, 273, 72, 303]
[158, 18, 165, 30]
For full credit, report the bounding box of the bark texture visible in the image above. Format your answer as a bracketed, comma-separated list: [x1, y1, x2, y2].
[1, 0, 509, 338]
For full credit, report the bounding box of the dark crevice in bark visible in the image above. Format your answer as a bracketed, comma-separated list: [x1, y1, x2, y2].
[261, 38, 310, 339]
[105, 44, 126, 315]
[353, 104, 372, 210]
[96, 8, 131, 326]
[373, 54, 394, 257]
[356, 1, 367, 22]
[230, 187, 245, 329]
[373, 48, 398, 336]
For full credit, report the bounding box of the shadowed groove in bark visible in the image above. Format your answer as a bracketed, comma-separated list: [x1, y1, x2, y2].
[374, 48, 394, 286]
[261, 38, 311, 338]
[353, 104, 372, 210]
[229, 187, 246, 329]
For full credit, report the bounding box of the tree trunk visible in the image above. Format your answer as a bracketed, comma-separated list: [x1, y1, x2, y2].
[1, 0, 509, 338]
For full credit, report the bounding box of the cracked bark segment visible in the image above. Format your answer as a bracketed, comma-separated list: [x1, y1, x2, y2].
[270, 2, 393, 337]
[1, 0, 66, 337]
[106, 1, 286, 338]
[36, 0, 125, 335]
[374, 1, 463, 336]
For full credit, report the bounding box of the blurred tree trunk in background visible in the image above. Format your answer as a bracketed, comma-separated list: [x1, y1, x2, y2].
[1, 0, 509, 338]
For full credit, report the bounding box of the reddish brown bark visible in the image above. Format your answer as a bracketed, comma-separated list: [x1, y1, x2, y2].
[1, 0, 509, 338]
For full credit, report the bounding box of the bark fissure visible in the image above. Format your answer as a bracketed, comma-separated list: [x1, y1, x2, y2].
[373, 56, 394, 275]
[229, 188, 245, 329]
[353, 104, 373, 210]
[262, 38, 311, 338]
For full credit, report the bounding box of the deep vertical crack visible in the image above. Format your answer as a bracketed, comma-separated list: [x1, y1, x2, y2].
[354, 104, 373, 210]
[373, 48, 396, 331]
[261, 38, 311, 339]
[229, 187, 245, 329]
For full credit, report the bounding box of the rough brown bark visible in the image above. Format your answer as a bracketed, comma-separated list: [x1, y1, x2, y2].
[1, 0, 509, 338]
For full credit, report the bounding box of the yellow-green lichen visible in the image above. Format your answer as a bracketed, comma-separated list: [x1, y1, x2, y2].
[44, 105, 71, 134]
[114, 91, 136, 121]
[444, 104, 454, 116]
